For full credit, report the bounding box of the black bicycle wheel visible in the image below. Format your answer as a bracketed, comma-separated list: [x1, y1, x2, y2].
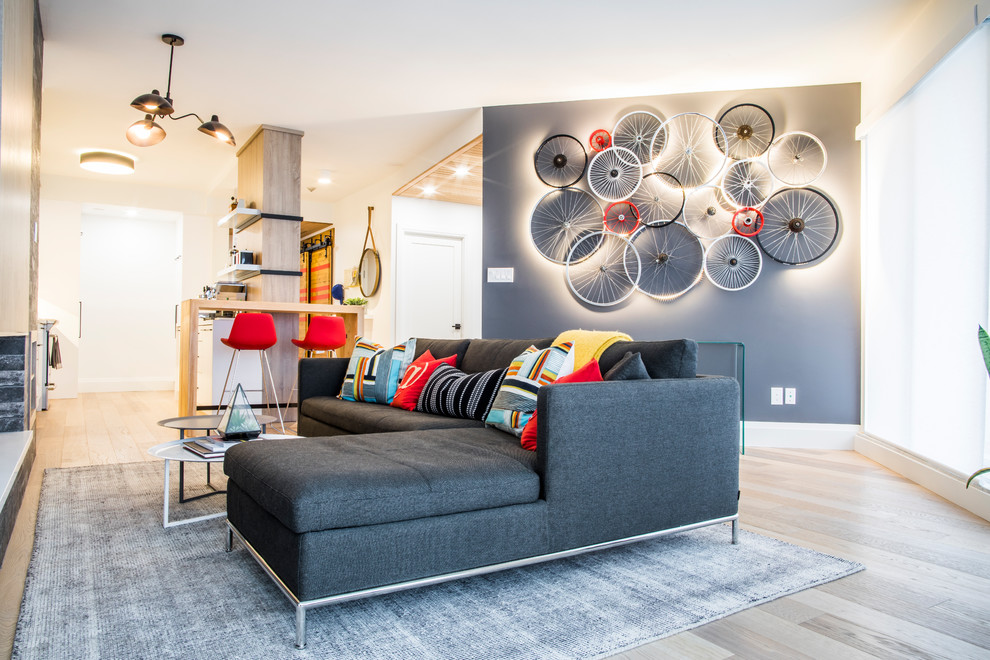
[629, 224, 705, 301]
[757, 188, 839, 265]
[534, 134, 587, 188]
[530, 187, 603, 264]
[716, 103, 775, 159]
[630, 172, 684, 227]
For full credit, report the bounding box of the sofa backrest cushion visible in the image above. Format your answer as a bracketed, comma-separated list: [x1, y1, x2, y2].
[412, 338, 471, 369]
[598, 339, 698, 379]
[460, 337, 555, 373]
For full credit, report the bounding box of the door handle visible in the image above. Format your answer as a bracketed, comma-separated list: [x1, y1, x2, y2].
[452, 323, 462, 330]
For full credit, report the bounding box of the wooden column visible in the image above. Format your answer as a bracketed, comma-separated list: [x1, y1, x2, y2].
[235, 125, 304, 415]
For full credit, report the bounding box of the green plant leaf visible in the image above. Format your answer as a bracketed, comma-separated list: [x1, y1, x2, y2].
[965, 467, 990, 489]
[979, 325, 990, 377]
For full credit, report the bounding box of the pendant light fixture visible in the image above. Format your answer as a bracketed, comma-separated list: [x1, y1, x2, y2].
[126, 34, 235, 148]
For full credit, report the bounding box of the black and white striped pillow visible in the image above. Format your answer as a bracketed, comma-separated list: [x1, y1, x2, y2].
[415, 364, 508, 420]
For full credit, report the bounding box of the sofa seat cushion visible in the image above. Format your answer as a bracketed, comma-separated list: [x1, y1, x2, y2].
[301, 396, 485, 434]
[224, 428, 540, 534]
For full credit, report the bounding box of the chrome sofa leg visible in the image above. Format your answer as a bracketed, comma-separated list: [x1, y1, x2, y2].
[295, 605, 307, 649]
[225, 527, 233, 552]
[731, 518, 739, 544]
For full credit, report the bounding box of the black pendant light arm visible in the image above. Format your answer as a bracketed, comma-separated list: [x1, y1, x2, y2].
[167, 112, 205, 124]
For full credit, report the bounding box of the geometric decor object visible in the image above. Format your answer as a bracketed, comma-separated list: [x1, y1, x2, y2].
[716, 103, 775, 159]
[683, 185, 734, 240]
[704, 234, 763, 291]
[630, 172, 684, 227]
[566, 231, 641, 306]
[757, 187, 840, 265]
[651, 113, 727, 188]
[530, 187, 604, 264]
[603, 201, 641, 235]
[612, 111, 664, 167]
[587, 147, 643, 202]
[767, 131, 827, 186]
[629, 224, 706, 301]
[721, 159, 773, 208]
[534, 134, 588, 188]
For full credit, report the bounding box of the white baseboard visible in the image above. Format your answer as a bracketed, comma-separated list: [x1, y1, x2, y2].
[78, 377, 174, 393]
[744, 422, 860, 450]
[855, 432, 990, 522]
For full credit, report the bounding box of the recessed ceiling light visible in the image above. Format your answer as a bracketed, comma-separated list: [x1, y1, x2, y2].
[422, 184, 437, 196]
[453, 165, 470, 177]
[79, 151, 135, 175]
[317, 169, 332, 185]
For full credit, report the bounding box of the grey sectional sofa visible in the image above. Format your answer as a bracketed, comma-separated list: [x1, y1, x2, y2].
[223, 337, 741, 648]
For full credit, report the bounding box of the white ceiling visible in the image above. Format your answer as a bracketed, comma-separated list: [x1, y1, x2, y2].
[38, 0, 926, 205]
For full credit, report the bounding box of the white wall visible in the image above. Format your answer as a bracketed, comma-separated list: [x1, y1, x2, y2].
[861, 21, 990, 472]
[391, 196, 483, 341]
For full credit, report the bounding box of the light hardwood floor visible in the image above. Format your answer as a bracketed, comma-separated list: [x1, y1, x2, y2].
[2, 392, 989, 659]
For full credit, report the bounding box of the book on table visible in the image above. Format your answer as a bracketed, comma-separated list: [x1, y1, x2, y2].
[182, 436, 239, 458]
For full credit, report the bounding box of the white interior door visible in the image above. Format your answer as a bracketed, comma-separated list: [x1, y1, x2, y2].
[395, 232, 463, 340]
[79, 212, 180, 391]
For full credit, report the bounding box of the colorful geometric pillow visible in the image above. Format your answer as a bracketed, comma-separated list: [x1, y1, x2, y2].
[416, 364, 508, 420]
[339, 336, 417, 404]
[520, 358, 603, 451]
[390, 350, 458, 411]
[485, 342, 575, 437]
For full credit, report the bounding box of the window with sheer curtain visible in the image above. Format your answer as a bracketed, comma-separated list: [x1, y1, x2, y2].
[861, 22, 990, 473]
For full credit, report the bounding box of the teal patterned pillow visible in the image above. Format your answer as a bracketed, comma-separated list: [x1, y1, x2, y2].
[339, 336, 417, 404]
[485, 342, 575, 437]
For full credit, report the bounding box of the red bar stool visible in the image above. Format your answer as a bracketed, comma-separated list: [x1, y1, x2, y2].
[287, 316, 347, 412]
[291, 315, 346, 357]
[218, 312, 284, 431]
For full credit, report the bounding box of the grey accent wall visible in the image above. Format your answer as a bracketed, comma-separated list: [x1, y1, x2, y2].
[482, 83, 861, 424]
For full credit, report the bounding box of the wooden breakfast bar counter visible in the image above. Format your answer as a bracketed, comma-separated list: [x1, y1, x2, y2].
[177, 299, 364, 417]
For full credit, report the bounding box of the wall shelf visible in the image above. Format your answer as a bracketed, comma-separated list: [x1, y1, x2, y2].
[217, 264, 261, 281]
[216, 207, 261, 228]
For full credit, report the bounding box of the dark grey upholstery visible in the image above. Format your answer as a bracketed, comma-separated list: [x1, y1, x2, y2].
[224, 428, 538, 533]
[459, 337, 554, 373]
[598, 339, 698, 379]
[300, 396, 483, 435]
[411, 338, 472, 368]
[231, 335, 740, 611]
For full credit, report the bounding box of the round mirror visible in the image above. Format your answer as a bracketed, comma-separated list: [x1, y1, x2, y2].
[358, 247, 381, 297]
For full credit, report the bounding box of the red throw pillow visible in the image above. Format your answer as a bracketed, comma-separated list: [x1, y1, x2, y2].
[391, 351, 457, 410]
[520, 359, 603, 451]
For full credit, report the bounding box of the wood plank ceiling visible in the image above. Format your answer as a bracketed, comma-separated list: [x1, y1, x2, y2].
[394, 135, 482, 206]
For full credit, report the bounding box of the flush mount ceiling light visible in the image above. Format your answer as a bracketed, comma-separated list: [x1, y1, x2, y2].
[126, 34, 235, 148]
[79, 151, 135, 175]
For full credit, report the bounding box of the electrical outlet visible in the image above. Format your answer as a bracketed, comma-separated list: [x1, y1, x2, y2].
[785, 388, 796, 405]
[770, 387, 783, 405]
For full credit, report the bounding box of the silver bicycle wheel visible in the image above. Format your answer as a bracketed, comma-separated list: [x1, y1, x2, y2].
[534, 134, 587, 188]
[722, 158, 773, 208]
[630, 172, 684, 227]
[704, 234, 762, 291]
[530, 188, 603, 264]
[767, 131, 827, 186]
[652, 113, 727, 188]
[566, 231, 641, 307]
[588, 147, 642, 202]
[629, 224, 705, 301]
[716, 103, 775, 159]
[613, 111, 664, 167]
[683, 185, 734, 240]
[757, 187, 839, 265]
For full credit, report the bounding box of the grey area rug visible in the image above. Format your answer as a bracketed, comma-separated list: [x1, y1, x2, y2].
[14, 462, 863, 659]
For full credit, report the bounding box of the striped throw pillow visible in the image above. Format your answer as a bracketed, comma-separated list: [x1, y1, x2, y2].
[484, 342, 575, 437]
[339, 337, 417, 404]
[416, 364, 508, 420]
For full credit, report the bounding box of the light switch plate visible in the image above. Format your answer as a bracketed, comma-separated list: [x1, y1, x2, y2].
[785, 388, 796, 405]
[487, 267, 514, 283]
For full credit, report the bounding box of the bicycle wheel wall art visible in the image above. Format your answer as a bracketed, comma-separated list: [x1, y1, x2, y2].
[529, 100, 840, 305]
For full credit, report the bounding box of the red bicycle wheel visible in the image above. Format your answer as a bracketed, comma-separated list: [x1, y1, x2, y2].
[732, 207, 764, 237]
[604, 201, 641, 235]
[589, 129, 612, 152]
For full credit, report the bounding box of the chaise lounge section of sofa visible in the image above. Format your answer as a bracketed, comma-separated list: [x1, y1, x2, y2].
[224, 336, 741, 648]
